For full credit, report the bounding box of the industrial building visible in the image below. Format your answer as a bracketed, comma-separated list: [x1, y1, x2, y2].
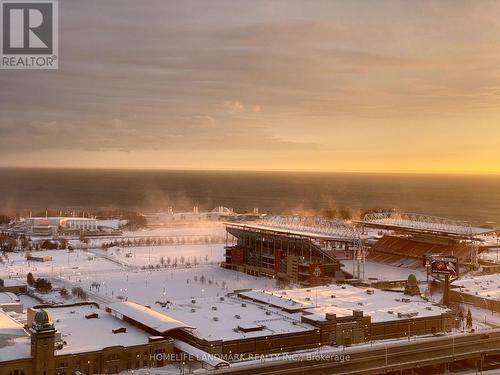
[23, 217, 99, 236]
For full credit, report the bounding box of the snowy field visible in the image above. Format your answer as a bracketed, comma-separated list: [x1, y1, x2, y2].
[94, 243, 225, 268]
[63, 265, 277, 303]
[87, 223, 226, 247]
[0, 248, 123, 278]
[341, 260, 427, 281]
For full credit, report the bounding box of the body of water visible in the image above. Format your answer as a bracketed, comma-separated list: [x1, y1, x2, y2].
[0, 168, 499, 226]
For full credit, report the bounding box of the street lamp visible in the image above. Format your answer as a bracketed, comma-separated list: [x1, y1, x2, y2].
[384, 344, 388, 371]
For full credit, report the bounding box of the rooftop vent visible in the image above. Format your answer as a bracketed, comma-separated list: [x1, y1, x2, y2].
[397, 312, 413, 318]
[190, 308, 196, 313]
[238, 324, 264, 333]
[191, 299, 196, 304]
[265, 311, 272, 316]
[234, 314, 241, 319]
[213, 317, 219, 322]
[220, 297, 225, 301]
[211, 306, 218, 311]
[241, 303, 247, 307]
[112, 327, 127, 334]
[85, 313, 99, 319]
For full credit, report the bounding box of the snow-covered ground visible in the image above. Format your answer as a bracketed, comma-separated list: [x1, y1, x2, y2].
[66, 265, 277, 304]
[94, 243, 224, 268]
[0, 248, 123, 278]
[453, 273, 500, 302]
[341, 260, 427, 281]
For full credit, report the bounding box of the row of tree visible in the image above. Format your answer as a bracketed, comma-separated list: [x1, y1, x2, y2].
[101, 235, 223, 249]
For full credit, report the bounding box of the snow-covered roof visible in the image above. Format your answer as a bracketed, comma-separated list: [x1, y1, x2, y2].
[240, 285, 450, 323]
[359, 212, 494, 237]
[453, 274, 500, 301]
[0, 310, 31, 361]
[174, 339, 229, 368]
[228, 216, 367, 242]
[108, 301, 194, 334]
[0, 335, 31, 362]
[238, 290, 315, 312]
[0, 292, 21, 304]
[48, 305, 154, 355]
[0, 309, 27, 336]
[1, 278, 25, 287]
[159, 295, 315, 342]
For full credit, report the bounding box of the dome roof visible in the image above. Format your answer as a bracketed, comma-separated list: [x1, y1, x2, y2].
[33, 309, 54, 331]
[407, 274, 418, 286]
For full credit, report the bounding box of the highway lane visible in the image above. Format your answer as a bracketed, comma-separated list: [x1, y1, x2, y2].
[216, 330, 500, 375]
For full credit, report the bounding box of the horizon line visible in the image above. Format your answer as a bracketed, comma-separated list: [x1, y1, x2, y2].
[0, 165, 500, 176]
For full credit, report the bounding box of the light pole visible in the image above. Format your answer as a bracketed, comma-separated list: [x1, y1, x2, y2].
[385, 344, 388, 372]
[452, 331, 455, 359]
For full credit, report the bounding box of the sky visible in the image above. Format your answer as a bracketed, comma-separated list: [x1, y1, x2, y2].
[1, 0, 500, 173]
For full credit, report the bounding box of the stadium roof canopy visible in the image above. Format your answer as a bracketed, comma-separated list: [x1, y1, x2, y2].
[108, 301, 194, 334]
[356, 212, 495, 238]
[227, 215, 367, 242]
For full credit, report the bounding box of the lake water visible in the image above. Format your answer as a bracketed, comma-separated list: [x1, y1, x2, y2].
[1, 168, 499, 226]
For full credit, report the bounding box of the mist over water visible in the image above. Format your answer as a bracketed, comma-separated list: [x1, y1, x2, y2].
[0, 168, 499, 226]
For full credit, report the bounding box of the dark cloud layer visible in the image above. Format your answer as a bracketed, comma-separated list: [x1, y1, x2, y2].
[1, 0, 500, 172]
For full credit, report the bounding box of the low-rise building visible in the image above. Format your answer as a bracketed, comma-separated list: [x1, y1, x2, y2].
[108, 284, 452, 358]
[0, 304, 174, 375]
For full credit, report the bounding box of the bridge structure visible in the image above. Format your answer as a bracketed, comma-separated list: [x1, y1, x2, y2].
[215, 329, 500, 375]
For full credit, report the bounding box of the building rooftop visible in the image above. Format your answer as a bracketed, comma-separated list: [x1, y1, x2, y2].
[0, 309, 30, 362]
[0, 292, 21, 304]
[155, 295, 315, 342]
[108, 301, 194, 334]
[454, 274, 500, 301]
[47, 305, 154, 355]
[239, 284, 450, 323]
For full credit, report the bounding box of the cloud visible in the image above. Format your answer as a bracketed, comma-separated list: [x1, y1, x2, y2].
[223, 100, 245, 114]
[1, 0, 500, 170]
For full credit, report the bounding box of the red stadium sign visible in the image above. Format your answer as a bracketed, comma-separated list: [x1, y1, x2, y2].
[429, 255, 458, 276]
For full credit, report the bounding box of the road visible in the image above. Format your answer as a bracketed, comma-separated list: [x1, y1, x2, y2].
[215, 329, 500, 375]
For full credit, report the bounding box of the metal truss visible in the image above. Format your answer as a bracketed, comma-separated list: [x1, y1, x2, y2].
[258, 215, 366, 279]
[362, 211, 474, 237]
[260, 215, 362, 241]
[363, 211, 480, 268]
